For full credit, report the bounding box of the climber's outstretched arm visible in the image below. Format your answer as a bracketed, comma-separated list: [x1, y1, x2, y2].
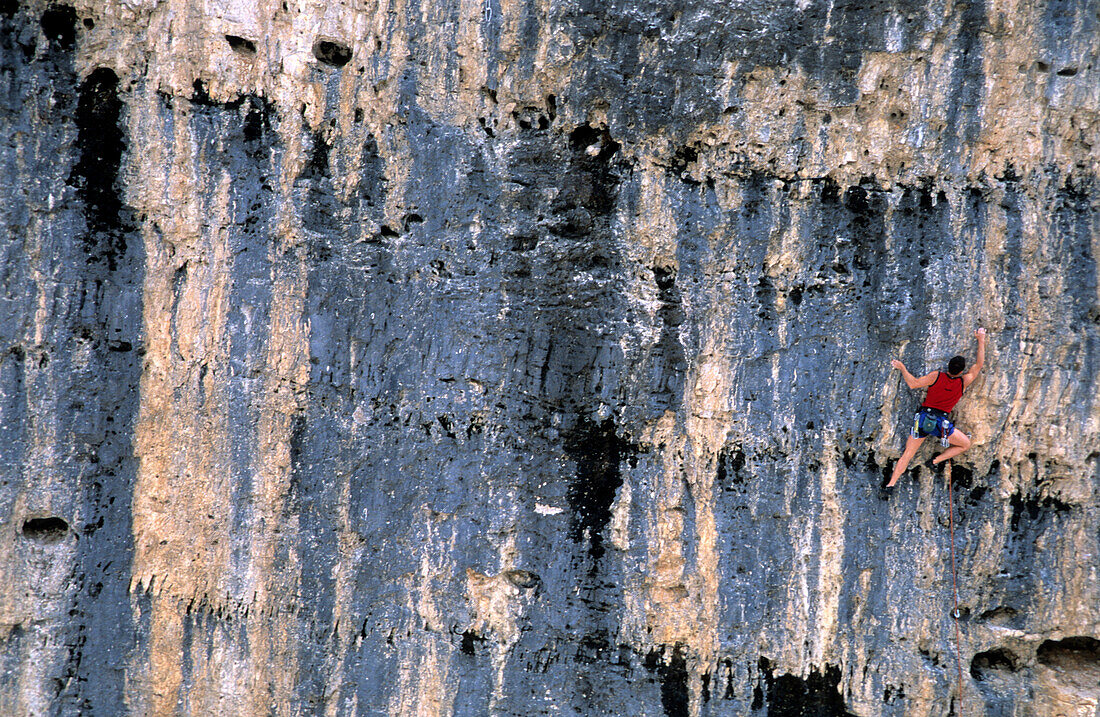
[891, 359, 937, 389]
[963, 328, 986, 389]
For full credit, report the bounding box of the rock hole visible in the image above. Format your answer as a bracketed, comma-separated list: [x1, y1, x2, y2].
[22, 516, 69, 543]
[510, 234, 538, 251]
[970, 647, 1019, 679]
[312, 39, 352, 67]
[569, 124, 602, 152]
[1036, 61, 1050, 72]
[1056, 67, 1077, 76]
[429, 259, 450, 278]
[436, 415, 456, 439]
[1037, 636, 1100, 669]
[503, 569, 540, 589]
[978, 605, 1019, 625]
[225, 35, 256, 54]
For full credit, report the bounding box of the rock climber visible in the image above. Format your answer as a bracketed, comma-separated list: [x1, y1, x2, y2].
[885, 328, 986, 488]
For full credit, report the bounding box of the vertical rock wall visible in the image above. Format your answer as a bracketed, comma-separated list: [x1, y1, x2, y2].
[0, 0, 1098, 715]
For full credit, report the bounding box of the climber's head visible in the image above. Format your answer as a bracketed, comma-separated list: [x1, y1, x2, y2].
[947, 355, 966, 376]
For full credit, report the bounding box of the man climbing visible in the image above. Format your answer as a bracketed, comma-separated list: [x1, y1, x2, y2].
[885, 328, 986, 487]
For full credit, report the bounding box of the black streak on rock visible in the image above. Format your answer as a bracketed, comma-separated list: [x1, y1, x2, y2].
[40, 5, 77, 50]
[1009, 490, 1072, 532]
[563, 416, 630, 560]
[72, 67, 126, 269]
[882, 683, 906, 704]
[460, 629, 486, 657]
[564, 123, 623, 219]
[241, 95, 274, 153]
[758, 657, 853, 716]
[668, 143, 702, 185]
[717, 444, 747, 488]
[189, 78, 217, 106]
[300, 131, 338, 243]
[652, 265, 686, 411]
[646, 645, 690, 717]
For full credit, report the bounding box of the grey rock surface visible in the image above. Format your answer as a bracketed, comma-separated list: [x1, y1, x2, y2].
[0, 0, 1098, 715]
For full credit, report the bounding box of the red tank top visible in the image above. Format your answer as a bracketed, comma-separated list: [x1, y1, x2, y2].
[922, 372, 964, 413]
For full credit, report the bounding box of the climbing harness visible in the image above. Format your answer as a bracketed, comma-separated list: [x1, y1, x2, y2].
[913, 409, 954, 446]
[946, 460, 965, 715]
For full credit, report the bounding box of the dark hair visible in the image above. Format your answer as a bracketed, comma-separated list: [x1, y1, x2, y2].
[947, 355, 966, 376]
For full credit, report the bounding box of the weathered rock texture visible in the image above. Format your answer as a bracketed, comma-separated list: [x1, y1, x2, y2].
[1, 0, 1098, 714]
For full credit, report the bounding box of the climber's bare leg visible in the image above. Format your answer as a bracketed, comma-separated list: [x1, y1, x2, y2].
[888, 436, 926, 487]
[932, 429, 971, 465]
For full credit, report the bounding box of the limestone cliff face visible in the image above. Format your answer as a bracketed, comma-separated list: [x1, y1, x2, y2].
[1, 0, 1098, 715]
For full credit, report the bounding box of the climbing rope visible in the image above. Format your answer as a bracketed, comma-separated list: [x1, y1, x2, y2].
[946, 460, 965, 715]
